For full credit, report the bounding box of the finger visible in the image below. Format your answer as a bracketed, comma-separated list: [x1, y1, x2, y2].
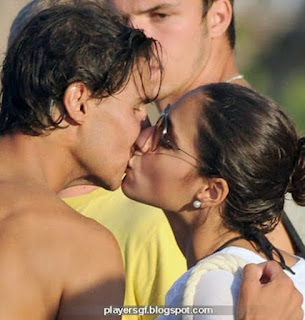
[261, 260, 284, 281]
[241, 263, 265, 283]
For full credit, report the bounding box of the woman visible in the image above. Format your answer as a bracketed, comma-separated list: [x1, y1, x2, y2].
[122, 83, 305, 318]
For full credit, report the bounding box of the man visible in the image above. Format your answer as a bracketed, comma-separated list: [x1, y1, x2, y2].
[111, 0, 243, 107]
[0, 2, 161, 318]
[8, 1, 304, 319]
[8, 0, 187, 316]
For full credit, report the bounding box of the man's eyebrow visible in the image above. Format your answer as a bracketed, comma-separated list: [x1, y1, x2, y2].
[137, 3, 179, 15]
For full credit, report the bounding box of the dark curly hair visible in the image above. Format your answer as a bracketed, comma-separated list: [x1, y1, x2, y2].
[1, 1, 161, 135]
[195, 83, 305, 266]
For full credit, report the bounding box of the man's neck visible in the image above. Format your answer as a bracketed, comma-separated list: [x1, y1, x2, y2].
[0, 133, 74, 193]
[58, 185, 99, 198]
[156, 47, 249, 111]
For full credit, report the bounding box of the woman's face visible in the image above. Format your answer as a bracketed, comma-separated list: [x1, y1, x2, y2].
[122, 92, 205, 212]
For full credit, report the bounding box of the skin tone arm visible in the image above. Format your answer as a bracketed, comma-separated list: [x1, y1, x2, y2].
[237, 261, 304, 320]
[57, 218, 125, 320]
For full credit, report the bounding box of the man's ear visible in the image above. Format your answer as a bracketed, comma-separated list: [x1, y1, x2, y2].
[206, 0, 232, 39]
[63, 82, 91, 124]
[195, 178, 229, 208]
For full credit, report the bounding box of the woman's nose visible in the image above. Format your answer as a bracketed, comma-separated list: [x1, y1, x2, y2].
[135, 126, 155, 154]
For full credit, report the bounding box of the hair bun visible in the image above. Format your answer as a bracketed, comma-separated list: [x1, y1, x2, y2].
[290, 137, 305, 205]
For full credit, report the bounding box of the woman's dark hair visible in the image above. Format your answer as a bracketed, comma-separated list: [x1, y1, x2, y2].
[196, 83, 305, 264]
[0, 1, 161, 135]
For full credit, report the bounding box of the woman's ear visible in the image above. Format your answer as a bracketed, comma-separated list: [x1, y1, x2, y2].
[63, 82, 91, 125]
[206, 0, 232, 39]
[195, 178, 229, 208]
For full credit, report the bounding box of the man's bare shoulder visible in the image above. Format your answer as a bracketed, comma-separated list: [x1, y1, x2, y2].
[0, 186, 119, 249]
[0, 185, 124, 280]
[0, 185, 124, 319]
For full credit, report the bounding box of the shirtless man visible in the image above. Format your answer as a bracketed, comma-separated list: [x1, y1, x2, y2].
[0, 2, 160, 318]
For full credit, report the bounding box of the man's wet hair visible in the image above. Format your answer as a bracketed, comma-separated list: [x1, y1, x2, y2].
[1, 1, 161, 135]
[8, 0, 111, 47]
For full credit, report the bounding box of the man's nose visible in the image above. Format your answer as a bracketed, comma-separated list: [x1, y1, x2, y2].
[135, 126, 155, 154]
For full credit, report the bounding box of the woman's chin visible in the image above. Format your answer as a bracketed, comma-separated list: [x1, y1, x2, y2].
[121, 177, 153, 207]
[121, 175, 137, 199]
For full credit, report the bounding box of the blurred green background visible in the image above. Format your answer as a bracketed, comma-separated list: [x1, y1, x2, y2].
[235, 0, 305, 133]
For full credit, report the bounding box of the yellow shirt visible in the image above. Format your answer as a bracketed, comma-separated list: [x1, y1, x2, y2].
[64, 187, 187, 320]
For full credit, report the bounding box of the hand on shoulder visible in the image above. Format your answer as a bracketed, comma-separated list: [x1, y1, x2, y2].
[237, 261, 303, 320]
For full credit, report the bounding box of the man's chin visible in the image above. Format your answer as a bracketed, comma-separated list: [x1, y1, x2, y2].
[100, 179, 121, 191]
[82, 174, 121, 192]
